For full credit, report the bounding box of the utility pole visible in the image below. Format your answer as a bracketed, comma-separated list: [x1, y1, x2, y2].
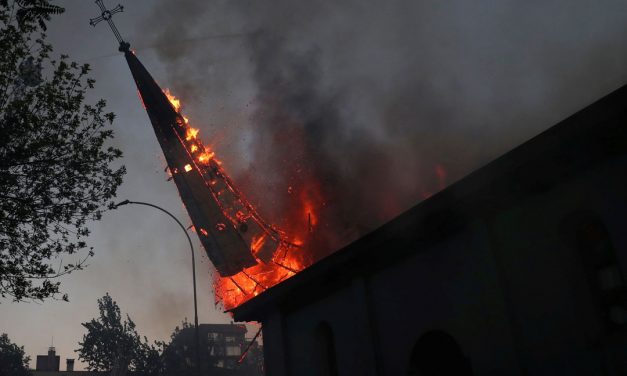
[113, 200, 201, 376]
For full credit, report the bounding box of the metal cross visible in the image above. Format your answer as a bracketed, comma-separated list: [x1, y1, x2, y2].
[89, 0, 130, 51]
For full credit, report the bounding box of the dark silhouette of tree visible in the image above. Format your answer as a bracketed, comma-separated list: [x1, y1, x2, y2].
[159, 319, 193, 376]
[0, 0, 125, 302]
[77, 294, 163, 376]
[0, 333, 31, 376]
[134, 339, 165, 376]
[14, 0, 64, 30]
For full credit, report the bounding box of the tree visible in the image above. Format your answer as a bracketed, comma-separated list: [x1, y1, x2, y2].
[77, 294, 162, 376]
[0, 0, 125, 301]
[134, 339, 165, 376]
[160, 319, 193, 376]
[0, 333, 31, 376]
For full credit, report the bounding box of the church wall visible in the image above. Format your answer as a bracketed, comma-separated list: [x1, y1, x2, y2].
[280, 278, 378, 376]
[367, 220, 522, 375]
[261, 156, 627, 376]
[486, 155, 627, 374]
[585, 157, 627, 281]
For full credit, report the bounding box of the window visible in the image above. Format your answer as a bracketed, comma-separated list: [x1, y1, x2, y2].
[225, 335, 236, 343]
[560, 212, 627, 331]
[226, 345, 241, 356]
[314, 322, 338, 376]
[407, 330, 472, 376]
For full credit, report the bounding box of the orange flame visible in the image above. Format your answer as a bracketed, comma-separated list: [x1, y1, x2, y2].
[251, 234, 267, 255]
[198, 151, 215, 164]
[164, 89, 181, 112]
[164, 88, 321, 310]
[186, 127, 199, 141]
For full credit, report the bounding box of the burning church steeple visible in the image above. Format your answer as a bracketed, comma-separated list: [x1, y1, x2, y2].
[125, 49, 270, 276]
[90, 1, 300, 280]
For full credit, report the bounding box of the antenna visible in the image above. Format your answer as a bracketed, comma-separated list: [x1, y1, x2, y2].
[48, 336, 55, 354]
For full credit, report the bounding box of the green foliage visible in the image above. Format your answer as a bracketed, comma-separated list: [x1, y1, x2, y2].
[0, 333, 31, 376]
[14, 0, 64, 31]
[159, 319, 192, 376]
[0, 0, 125, 301]
[134, 339, 165, 376]
[77, 294, 163, 375]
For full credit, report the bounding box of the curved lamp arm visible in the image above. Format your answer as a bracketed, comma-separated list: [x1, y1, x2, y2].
[113, 200, 201, 375]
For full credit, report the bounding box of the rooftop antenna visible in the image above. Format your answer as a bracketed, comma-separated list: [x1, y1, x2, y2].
[89, 0, 130, 52]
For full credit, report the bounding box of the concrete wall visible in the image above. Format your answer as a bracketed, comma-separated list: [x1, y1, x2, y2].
[368, 220, 520, 375]
[263, 156, 627, 376]
[487, 156, 627, 375]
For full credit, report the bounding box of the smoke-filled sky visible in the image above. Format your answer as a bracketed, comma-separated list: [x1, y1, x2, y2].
[3, 0, 627, 370]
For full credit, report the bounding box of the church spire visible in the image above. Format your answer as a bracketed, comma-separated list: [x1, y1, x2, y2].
[89, 2, 297, 277]
[122, 49, 265, 276]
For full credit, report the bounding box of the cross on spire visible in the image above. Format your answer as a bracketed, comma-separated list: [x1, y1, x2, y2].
[89, 0, 130, 52]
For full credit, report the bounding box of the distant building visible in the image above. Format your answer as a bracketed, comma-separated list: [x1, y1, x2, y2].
[36, 347, 60, 372]
[165, 323, 263, 375]
[232, 85, 627, 375]
[32, 348, 102, 375]
[29, 324, 263, 376]
[32, 370, 104, 376]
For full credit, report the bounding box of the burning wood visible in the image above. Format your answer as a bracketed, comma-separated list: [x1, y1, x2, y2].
[124, 49, 314, 309]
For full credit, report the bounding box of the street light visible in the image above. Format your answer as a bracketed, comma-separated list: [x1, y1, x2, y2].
[113, 200, 201, 375]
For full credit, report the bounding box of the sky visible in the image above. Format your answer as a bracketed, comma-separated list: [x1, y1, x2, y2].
[2, 0, 627, 371]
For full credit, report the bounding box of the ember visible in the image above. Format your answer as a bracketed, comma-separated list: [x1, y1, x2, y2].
[164, 89, 317, 309]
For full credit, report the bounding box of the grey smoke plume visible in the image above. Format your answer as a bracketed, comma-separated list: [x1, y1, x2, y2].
[140, 0, 627, 256]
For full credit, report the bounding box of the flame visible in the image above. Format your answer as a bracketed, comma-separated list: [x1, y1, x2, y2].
[184, 164, 193, 172]
[164, 89, 181, 112]
[186, 127, 199, 141]
[251, 234, 267, 255]
[198, 151, 215, 164]
[164, 88, 322, 310]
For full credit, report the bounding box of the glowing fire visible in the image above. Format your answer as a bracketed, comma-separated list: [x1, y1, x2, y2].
[164, 89, 319, 310]
[186, 127, 199, 141]
[198, 151, 214, 163]
[164, 89, 180, 112]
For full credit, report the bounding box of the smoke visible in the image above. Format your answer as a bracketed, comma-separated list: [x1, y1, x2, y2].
[140, 0, 627, 257]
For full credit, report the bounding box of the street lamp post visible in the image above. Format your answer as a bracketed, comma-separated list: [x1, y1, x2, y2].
[113, 200, 201, 376]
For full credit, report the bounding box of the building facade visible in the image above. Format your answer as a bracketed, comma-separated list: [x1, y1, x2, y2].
[232, 85, 627, 375]
[35, 347, 60, 372]
[32, 347, 100, 375]
[166, 323, 263, 375]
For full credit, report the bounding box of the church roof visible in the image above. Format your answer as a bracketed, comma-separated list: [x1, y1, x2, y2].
[231, 83, 627, 321]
